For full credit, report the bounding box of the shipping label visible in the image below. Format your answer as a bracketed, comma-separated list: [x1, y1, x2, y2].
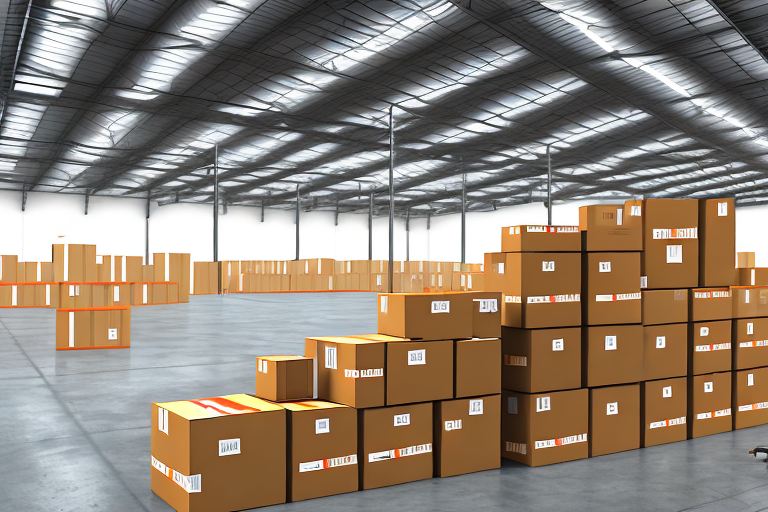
[152, 455, 201, 493]
[649, 416, 686, 429]
[666, 244, 683, 264]
[652, 228, 698, 240]
[505, 295, 522, 303]
[527, 294, 580, 304]
[315, 418, 330, 434]
[749, 373, 755, 386]
[739, 340, 768, 348]
[525, 226, 578, 233]
[444, 419, 462, 431]
[394, 413, 411, 427]
[748, 322, 754, 335]
[663, 386, 672, 398]
[738, 402, 768, 412]
[606, 402, 618, 416]
[469, 399, 484, 416]
[325, 346, 337, 370]
[380, 296, 388, 313]
[694, 290, 730, 299]
[640, 276, 647, 288]
[408, 349, 426, 365]
[605, 335, 617, 351]
[552, 338, 564, 351]
[158, 407, 169, 435]
[431, 300, 450, 313]
[616, 208, 623, 226]
[218, 438, 241, 456]
[542, 261, 555, 272]
[718, 202, 728, 216]
[630, 205, 642, 216]
[505, 442, 527, 455]
[656, 336, 666, 349]
[536, 396, 551, 413]
[695, 343, 731, 352]
[108, 328, 118, 341]
[598, 261, 611, 273]
[475, 298, 498, 313]
[595, 292, 641, 302]
[504, 355, 527, 367]
[368, 444, 431, 463]
[697, 408, 731, 420]
[344, 368, 383, 378]
[534, 433, 587, 449]
[299, 454, 357, 472]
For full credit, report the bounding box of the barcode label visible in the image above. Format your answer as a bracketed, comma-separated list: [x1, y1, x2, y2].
[695, 343, 731, 352]
[650, 416, 686, 429]
[527, 294, 580, 304]
[380, 296, 388, 313]
[536, 396, 551, 412]
[469, 399, 484, 416]
[738, 402, 768, 412]
[718, 202, 728, 216]
[630, 205, 641, 216]
[739, 340, 768, 348]
[218, 438, 240, 456]
[394, 413, 410, 427]
[408, 349, 426, 365]
[606, 402, 619, 415]
[158, 407, 168, 435]
[444, 419, 462, 431]
[299, 454, 357, 472]
[345, 368, 383, 378]
[534, 433, 587, 449]
[653, 228, 698, 239]
[505, 442, 527, 454]
[325, 346, 337, 369]
[505, 295, 522, 303]
[667, 245, 683, 264]
[475, 298, 498, 313]
[595, 293, 641, 302]
[431, 301, 450, 313]
[368, 444, 432, 463]
[315, 418, 330, 434]
[542, 261, 555, 272]
[504, 355, 528, 367]
[599, 262, 611, 273]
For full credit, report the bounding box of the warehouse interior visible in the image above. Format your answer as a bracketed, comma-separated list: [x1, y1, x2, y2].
[3, 0, 768, 511]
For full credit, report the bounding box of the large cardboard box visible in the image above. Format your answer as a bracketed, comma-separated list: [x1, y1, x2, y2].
[92, 308, 131, 348]
[582, 325, 643, 387]
[501, 225, 580, 252]
[641, 377, 687, 447]
[732, 286, 768, 318]
[733, 367, 768, 430]
[578, 202, 643, 252]
[502, 327, 581, 393]
[255, 356, 313, 402]
[358, 402, 433, 490]
[739, 268, 768, 286]
[55, 310, 92, 349]
[689, 320, 732, 375]
[386, 339, 453, 406]
[643, 323, 687, 381]
[501, 388, 588, 467]
[733, 318, 768, 370]
[151, 395, 286, 512]
[688, 372, 732, 438]
[377, 293, 472, 340]
[582, 252, 641, 326]
[484, 252, 581, 329]
[455, 338, 500, 398]
[589, 384, 640, 457]
[315, 337, 385, 408]
[0, 255, 18, 283]
[434, 395, 500, 477]
[698, 198, 737, 287]
[283, 401, 357, 502]
[641, 198, 699, 289]
[466, 291, 501, 339]
[642, 289, 688, 326]
[689, 288, 732, 321]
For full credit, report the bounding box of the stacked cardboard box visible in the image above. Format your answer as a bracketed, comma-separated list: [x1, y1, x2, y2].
[55, 306, 131, 350]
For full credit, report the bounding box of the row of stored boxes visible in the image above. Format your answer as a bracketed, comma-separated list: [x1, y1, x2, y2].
[235, 272, 485, 293]
[502, 370, 764, 466]
[151, 394, 499, 512]
[0, 282, 181, 308]
[54, 307, 131, 350]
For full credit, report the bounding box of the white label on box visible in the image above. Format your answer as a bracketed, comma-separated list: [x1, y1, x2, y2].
[377, 275, 382, 286]
[431, 301, 450, 313]
[752, 269, 756, 286]
[151, 456, 168, 477]
[606, 402, 619, 415]
[431, 275, 436, 287]
[653, 228, 697, 239]
[508, 397, 518, 415]
[328, 275, 333, 290]
[45, 285, 50, 306]
[345, 369, 359, 378]
[748, 322, 754, 335]
[305, 261, 309, 274]
[11, 285, 16, 306]
[505, 295, 522, 303]
[534, 433, 588, 449]
[552, 338, 564, 351]
[114, 287, 120, 302]
[166, 254, 170, 282]
[700, 327, 710, 337]
[746, 289, 751, 304]
[536, 396, 551, 412]
[122, 259, 127, 282]
[37, 263, 41, 282]
[445, 420, 462, 431]
[68, 312, 75, 347]
[599, 262, 611, 273]
[158, 407, 169, 435]
[368, 444, 431, 463]
[315, 418, 330, 434]
[468, 275, 473, 289]
[714, 408, 731, 418]
[542, 261, 555, 272]
[143, 284, 148, 304]
[640, 276, 647, 288]
[69, 285, 75, 297]
[718, 202, 728, 216]
[347, 262, 351, 273]
[318, 259, 322, 275]
[408, 349, 426, 365]
[283, 262, 287, 275]
[108, 328, 118, 341]
[380, 296, 388, 313]
[461, 275, 466, 287]
[666, 245, 683, 264]
[605, 335, 617, 351]
[299, 455, 357, 472]
[239, 274, 243, 290]
[218, 438, 240, 456]
[663, 386, 672, 398]
[656, 336, 666, 349]
[394, 413, 410, 427]
[704, 382, 714, 393]
[325, 346, 337, 370]
[630, 205, 642, 216]
[419, 261, 424, 272]
[257, 359, 267, 373]
[469, 399, 484, 416]
[616, 208, 623, 226]
[749, 374, 755, 387]
[498, 262, 505, 274]
[172, 470, 201, 493]
[438, 275, 443, 287]
[475, 299, 498, 313]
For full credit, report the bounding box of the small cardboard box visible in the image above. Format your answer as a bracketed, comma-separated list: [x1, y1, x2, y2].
[578, 202, 643, 252]
[55, 310, 92, 349]
[377, 293, 472, 340]
[589, 384, 640, 457]
[688, 372, 732, 439]
[641, 377, 687, 448]
[255, 356, 313, 402]
[689, 321, 731, 375]
[733, 368, 768, 430]
[315, 337, 385, 408]
[466, 291, 501, 339]
[0, 255, 18, 283]
[582, 325, 643, 388]
[641, 198, 699, 289]
[358, 402, 433, 490]
[643, 323, 687, 381]
[732, 286, 768, 318]
[151, 395, 286, 512]
[689, 288, 732, 321]
[454, 338, 500, 398]
[502, 327, 581, 393]
[385, 339, 453, 406]
[92, 308, 131, 348]
[642, 289, 688, 326]
[283, 401, 357, 502]
[733, 318, 768, 370]
[698, 198, 737, 287]
[739, 268, 768, 286]
[582, 252, 641, 326]
[738, 252, 756, 268]
[501, 225, 581, 252]
[434, 395, 501, 477]
[501, 388, 588, 467]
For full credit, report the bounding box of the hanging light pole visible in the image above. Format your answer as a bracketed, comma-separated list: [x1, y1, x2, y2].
[388, 105, 395, 293]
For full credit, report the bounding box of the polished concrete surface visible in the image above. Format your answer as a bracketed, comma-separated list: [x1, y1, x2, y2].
[2, 292, 768, 512]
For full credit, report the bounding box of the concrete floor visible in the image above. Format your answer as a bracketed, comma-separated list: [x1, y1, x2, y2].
[2, 293, 768, 512]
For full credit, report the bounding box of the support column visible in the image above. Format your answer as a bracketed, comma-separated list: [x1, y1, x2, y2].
[388, 105, 395, 293]
[547, 144, 552, 226]
[461, 174, 466, 264]
[368, 192, 373, 260]
[295, 185, 300, 261]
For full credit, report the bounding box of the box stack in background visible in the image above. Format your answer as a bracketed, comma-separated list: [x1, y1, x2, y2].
[55, 305, 131, 350]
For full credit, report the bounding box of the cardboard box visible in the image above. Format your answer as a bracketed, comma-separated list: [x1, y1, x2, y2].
[455, 338, 500, 398]
[688, 372, 732, 438]
[642, 289, 688, 326]
[502, 327, 581, 393]
[732, 286, 768, 318]
[689, 288, 732, 321]
[641, 377, 687, 448]
[689, 320, 732, 375]
[377, 293, 472, 340]
[283, 401, 357, 502]
[434, 395, 501, 477]
[738, 252, 756, 269]
[739, 268, 768, 286]
[641, 198, 699, 289]
[255, 356, 313, 402]
[643, 323, 687, 381]
[589, 384, 640, 457]
[582, 325, 643, 387]
[501, 225, 580, 252]
[465, 291, 501, 338]
[484, 252, 581, 329]
[55, 310, 92, 349]
[92, 308, 131, 347]
[358, 402, 433, 490]
[151, 395, 286, 512]
[733, 367, 768, 430]
[582, 252, 641, 325]
[315, 337, 385, 408]
[733, 318, 768, 370]
[55, 307, 130, 349]
[1, 255, 18, 283]
[501, 388, 588, 467]
[386, 339, 453, 406]
[699, 198, 737, 287]
[578, 202, 643, 252]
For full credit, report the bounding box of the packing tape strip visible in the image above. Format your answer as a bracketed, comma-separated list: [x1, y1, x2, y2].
[534, 433, 587, 449]
[151, 456, 201, 493]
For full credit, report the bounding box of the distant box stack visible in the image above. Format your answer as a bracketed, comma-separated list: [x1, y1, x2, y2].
[55, 305, 130, 350]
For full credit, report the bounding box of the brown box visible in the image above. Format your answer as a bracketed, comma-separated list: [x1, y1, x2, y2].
[578, 201, 643, 252]
[689, 320, 732, 375]
[643, 323, 687, 381]
[126, 256, 143, 283]
[466, 291, 501, 338]
[316, 337, 385, 408]
[688, 372, 732, 438]
[582, 252, 641, 325]
[689, 288, 732, 321]
[501, 225, 580, 252]
[1, 254, 18, 283]
[641, 198, 699, 289]
[358, 402, 433, 490]
[501, 388, 588, 467]
[55, 310, 92, 349]
[738, 252, 756, 269]
[455, 338, 500, 398]
[283, 401, 357, 502]
[502, 327, 581, 393]
[739, 268, 768, 286]
[589, 384, 640, 457]
[641, 377, 687, 448]
[484, 252, 581, 329]
[733, 318, 768, 370]
[699, 198, 737, 287]
[377, 293, 472, 340]
[732, 286, 768, 318]
[151, 395, 286, 512]
[386, 339, 453, 406]
[92, 308, 131, 347]
[434, 395, 501, 477]
[733, 368, 768, 430]
[582, 325, 643, 387]
[255, 356, 313, 402]
[642, 289, 688, 326]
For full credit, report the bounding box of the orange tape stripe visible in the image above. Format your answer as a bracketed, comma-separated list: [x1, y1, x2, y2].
[188, 397, 261, 415]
